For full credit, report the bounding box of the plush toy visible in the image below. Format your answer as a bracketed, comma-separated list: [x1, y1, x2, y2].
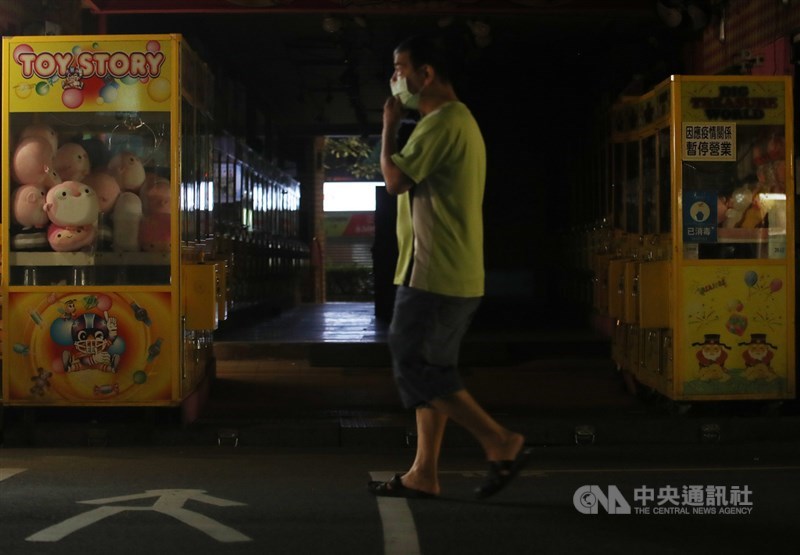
[84, 171, 121, 214]
[12, 184, 49, 229]
[140, 174, 171, 215]
[44, 180, 99, 228]
[112, 192, 143, 252]
[47, 223, 97, 252]
[139, 213, 170, 252]
[55, 142, 91, 182]
[20, 123, 58, 154]
[41, 166, 62, 189]
[12, 136, 56, 186]
[108, 151, 146, 193]
[10, 183, 50, 251]
[84, 171, 120, 249]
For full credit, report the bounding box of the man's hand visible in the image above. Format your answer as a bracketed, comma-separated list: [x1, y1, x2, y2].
[383, 95, 404, 132]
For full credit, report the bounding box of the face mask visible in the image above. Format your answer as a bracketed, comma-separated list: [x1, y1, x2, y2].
[390, 76, 420, 110]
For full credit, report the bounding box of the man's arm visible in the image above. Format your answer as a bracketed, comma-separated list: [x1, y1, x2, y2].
[381, 96, 415, 196]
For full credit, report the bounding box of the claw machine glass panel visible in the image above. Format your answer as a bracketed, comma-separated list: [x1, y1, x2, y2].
[2, 35, 214, 409]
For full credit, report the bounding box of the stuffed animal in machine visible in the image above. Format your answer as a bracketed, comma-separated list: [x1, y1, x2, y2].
[47, 223, 97, 252]
[139, 173, 171, 214]
[20, 123, 58, 154]
[12, 136, 57, 186]
[138, 174, 171, 252]
[12, 184, 49, 229]
[55, 142, 91, 182]
[112, 192, 143, 252]
[107, 151, 146, 193]
[44, 180, 99, 228]
[84, 171, 121, 249]
[10, 183, 50, 251]
[42, 181, 99, 252]
[139, 213, 170, 252]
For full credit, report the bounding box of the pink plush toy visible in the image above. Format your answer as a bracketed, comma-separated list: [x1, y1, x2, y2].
[139, 173, 171, 215]
[41, 166, 62, 189]
[139, 213, 171, 252]
[12, 136, 55, 186]
[108, 151, 146, 193]
[55, 142, 91, 182]
[20, 124, 58, 154]
[47, 223, 97, 252]
[112, 192, 143, 252]
[12, 184, 49, 229]
[44, 181, 99, 227]
[84, 171, 121, 213]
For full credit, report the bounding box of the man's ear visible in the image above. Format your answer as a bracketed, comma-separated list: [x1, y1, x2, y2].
[422, 64, 435, 85]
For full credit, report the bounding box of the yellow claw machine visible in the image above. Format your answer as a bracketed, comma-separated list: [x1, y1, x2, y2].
[1, 34, 222, 416]
[608, 75, 795, 402]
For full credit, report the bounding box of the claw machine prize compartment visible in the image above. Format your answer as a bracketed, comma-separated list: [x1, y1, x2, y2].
[2, 34, 215, 408]
[608, 75, 795, 402]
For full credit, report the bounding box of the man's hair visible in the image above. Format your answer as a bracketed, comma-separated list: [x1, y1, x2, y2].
[394, 35, 452, 84]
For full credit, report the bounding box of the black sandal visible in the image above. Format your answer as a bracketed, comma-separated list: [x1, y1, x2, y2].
[474, 447, 532, 500]
[368, 474, 438, 499]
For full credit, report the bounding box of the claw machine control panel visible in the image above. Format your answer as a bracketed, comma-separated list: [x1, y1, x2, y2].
[1, 34, 217, 410]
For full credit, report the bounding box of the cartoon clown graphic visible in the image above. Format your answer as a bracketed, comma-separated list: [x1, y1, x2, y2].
[61, 310, 121, 373]
[738, 333, 779, 382]
[691, 334, 732, 382]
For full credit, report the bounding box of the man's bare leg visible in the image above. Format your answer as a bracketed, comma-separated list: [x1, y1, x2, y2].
[399, 406, 448, 495]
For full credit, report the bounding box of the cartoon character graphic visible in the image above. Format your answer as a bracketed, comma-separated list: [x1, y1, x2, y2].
[691, 334, 731, 382]
[738, 333, 779, 382]
[60, 299, 78, 320]
[61, 311, 121, 373]
[63, 66, 84, 90]
[30, 367, 53, 396]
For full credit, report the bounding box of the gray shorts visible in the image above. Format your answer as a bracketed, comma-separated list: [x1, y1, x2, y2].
[388, 286, 481, 408]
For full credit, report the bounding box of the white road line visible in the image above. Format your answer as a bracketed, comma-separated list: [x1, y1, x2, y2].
[0, 468, 27, 482]
[370, 471, 421, 555]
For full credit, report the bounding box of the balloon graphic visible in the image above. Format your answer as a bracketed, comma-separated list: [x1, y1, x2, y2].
[35, 81, 50, 95]
[15, 83, 33, 98]
[726, 313, 748, 336]
[744, 271, 758, 287]
[108, 336, 126, 355]
[99, 83, 119, 103]
[96, 294, 112, 312]
[50, 318, 74, 345]
[147, 77, 171, 102]
[770, 278, 782, 293]
[146, 40, 161, 53]
[133, 370, 148, 384]
[726, 299, 743, 312]
[62, 88, 84, 109]
[13, 43, 33, 64]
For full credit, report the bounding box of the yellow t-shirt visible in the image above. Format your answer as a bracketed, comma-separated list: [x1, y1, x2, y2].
[391, 101, 485, 298]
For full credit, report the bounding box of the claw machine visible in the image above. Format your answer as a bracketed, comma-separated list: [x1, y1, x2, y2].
[608, 75, 795, 401]
[2, 34, 220, 417]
